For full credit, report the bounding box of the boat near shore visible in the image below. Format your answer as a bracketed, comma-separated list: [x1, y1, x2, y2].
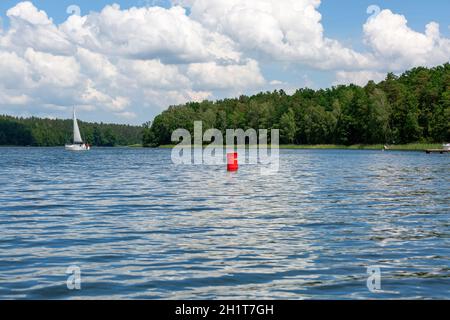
[425, 143, 450, 154]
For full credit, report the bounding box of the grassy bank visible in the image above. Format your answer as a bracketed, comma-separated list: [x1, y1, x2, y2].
[279, 143, 442, 151]
[155, 143, 443, 151]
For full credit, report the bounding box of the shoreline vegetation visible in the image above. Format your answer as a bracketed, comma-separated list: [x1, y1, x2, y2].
[277, 143, 443, 151]
[150, 143, 443, 152]
[143, 64, 449, 148]
[0, 115, 142, 147]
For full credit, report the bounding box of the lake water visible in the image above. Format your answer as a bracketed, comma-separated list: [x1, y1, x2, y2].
[0, 147, 448, 299]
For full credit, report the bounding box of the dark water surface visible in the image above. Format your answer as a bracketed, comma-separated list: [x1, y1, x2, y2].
[0, 147, 448, 299]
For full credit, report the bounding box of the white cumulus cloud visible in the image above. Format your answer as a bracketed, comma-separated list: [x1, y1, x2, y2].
[3, 2, 74, 55]
[60, 4, 241, 64]
[363, 9, 450, 70]
[184, 0, 373, 69]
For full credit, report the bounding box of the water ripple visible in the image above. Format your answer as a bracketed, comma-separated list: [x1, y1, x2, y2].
[0, 147, 448, 299]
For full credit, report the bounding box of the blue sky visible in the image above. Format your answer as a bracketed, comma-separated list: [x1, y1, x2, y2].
[0, 0, 448, 124]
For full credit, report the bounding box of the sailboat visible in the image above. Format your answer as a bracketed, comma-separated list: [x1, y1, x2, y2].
[65, 108, 90, 151]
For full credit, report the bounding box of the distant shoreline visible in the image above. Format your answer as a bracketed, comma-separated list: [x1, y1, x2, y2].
[1, 143, 444, 152]
[154, 143, 443, 152]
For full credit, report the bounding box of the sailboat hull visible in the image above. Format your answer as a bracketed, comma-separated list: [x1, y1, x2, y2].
[65, 144, 90, 151]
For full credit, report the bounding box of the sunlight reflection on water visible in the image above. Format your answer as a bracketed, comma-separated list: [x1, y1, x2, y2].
[0, 147, 448, 299]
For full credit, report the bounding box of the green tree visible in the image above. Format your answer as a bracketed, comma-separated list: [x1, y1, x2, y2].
[279, 108, 297, 144]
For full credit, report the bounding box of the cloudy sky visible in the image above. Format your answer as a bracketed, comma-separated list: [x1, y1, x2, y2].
[0, 0, 448, 124]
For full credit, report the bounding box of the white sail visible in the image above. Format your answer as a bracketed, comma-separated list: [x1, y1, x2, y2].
[73, 108, 83, 144]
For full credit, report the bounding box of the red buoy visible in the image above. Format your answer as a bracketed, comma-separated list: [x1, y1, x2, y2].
[227, 152, 239, 171]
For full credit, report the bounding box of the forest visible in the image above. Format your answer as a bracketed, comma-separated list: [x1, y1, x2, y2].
[0, 115, 142, 147]
[143, 63, 449, 147]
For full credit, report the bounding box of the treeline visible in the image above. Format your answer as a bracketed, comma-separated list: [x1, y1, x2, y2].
[0, 116, 142, 147]
[143, 63, 449, 146]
